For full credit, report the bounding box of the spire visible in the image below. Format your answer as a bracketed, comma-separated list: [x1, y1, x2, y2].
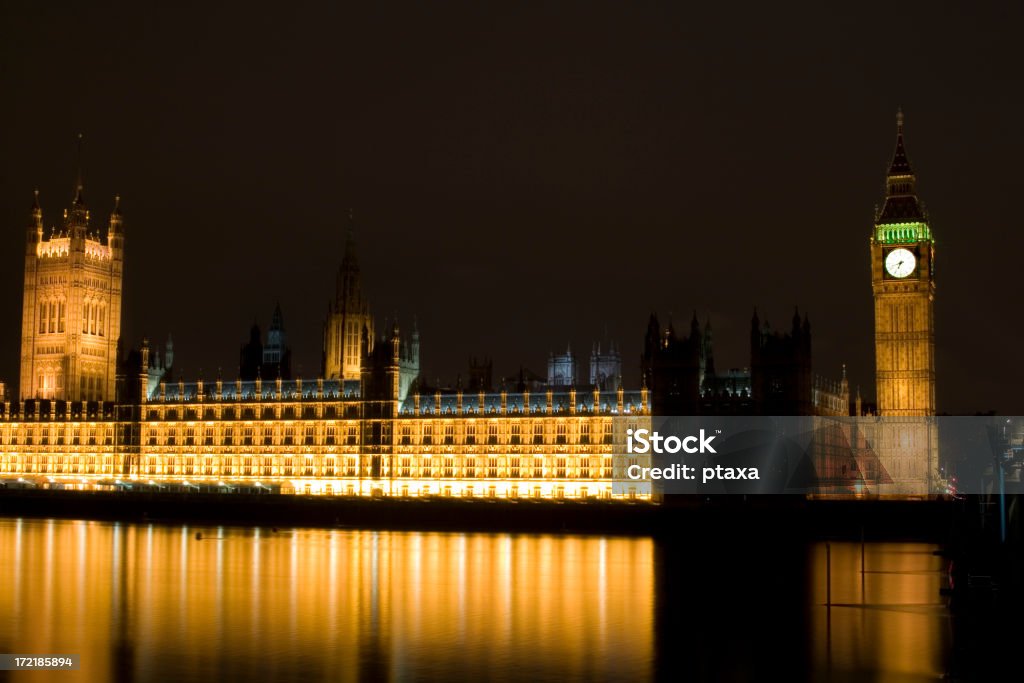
[877, 109, 925, 223]
[63, 134, 90, 233]
[30, 189, 42, 231]
[108, 195, 123, 241]
[72, 133, 85, 207]
[888, 107, 912, 177]
[270, 302, 284, 331]
[336, 209, 364, 310]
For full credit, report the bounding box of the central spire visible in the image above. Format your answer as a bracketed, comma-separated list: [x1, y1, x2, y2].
[335, 209, 365, 311]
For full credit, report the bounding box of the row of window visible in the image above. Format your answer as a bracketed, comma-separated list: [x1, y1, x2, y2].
[141, 429, 617, 447]
[0, 454, 114, 475]
[134, 453, 618, 479]
[35, 300, 107, 337]
[37, 299, 66, 334]
[145, 424, 359, 446]
[0, 452, 622, 480]
[0, 425, 114, 446]
[146, 405, 360, 421]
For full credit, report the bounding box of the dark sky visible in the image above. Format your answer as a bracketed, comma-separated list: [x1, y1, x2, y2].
[1, 1, 1021, 413]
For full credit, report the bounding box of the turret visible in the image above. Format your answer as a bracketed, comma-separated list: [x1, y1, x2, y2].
[139, 338, 150, 404]
[703, 316, 716, 380]
[108, 195, 124, 253]
[390, 321, 401, 362]
[410, 318, 420, 365]
[66, 135, 89, 239]
[165, 334, 174, 370]
[28, 190, 43, 248]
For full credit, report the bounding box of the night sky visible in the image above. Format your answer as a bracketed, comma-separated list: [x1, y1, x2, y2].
[1, 1, 1021, 413]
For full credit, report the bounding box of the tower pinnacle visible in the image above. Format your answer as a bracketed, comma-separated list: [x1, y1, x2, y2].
[878, 110, 924, 222]
[73, 133, 85, 207]
[887, 109, 912, 177]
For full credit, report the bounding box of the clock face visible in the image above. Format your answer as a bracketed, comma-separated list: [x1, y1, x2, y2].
[885, 247, 916, 278]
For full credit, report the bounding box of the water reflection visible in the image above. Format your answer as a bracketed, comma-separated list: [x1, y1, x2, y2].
[809, 542, 950, 681]
[0, 519, 653, 682]
[0, 519, 952, 681]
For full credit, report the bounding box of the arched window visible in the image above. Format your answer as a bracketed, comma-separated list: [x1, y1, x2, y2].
[39, 302, 47, 334]
[58, 300, 65, 333]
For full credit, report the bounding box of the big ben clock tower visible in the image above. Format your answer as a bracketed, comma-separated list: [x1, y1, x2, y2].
[871, 110, 936, 418]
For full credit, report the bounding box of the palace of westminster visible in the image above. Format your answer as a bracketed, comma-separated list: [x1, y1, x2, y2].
[0, 114, 940, 498]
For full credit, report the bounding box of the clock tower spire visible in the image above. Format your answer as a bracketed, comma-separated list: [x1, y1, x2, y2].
[871, 110, 936, 417]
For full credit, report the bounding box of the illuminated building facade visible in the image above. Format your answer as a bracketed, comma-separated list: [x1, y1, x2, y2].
[0, 348, 651, 500]
[0, 116, 940, 498]
[2, 196, 650, 499]
[20, 173, 124, 403]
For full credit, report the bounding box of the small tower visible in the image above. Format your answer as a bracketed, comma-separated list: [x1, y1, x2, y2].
[589, 339, 622, 391]
[547, 343, 576, 386]
[262, 303, 292, 379]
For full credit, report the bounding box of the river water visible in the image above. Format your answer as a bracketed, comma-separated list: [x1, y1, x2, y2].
[0, 518, 951, 681]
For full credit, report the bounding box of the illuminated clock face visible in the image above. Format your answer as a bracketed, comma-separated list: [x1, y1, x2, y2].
[885, 248, 916, 278]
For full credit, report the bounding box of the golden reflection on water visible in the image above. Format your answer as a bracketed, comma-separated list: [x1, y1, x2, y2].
[0, 519, 654, 682]
[809, 542, 950, 681]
